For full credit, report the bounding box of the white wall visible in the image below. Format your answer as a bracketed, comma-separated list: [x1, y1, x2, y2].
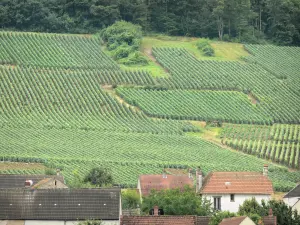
[204, 194, 271, 213]
[284, 197, 299, 207]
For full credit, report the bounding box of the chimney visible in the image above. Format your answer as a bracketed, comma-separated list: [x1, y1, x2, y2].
[263, 164, 268, 176]
[56, 168, 60, 176]
[196, 168, 203, 193]
[269, 208, 273, 216]
[154, 206, 159, 216]
[188, 168, 192, 179]
[162, 169, 167, 179]
[25, 180, 33, 187]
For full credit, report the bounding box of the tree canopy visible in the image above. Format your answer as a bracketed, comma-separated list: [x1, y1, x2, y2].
[84, 167, 113, 187]
[141, 186, 214, 216]
[1, 0, 300, 45]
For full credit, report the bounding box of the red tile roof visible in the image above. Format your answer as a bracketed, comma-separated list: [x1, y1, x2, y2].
[139, 174, 193, 196]
[219, 216, 247, 225]
[121, 216, 210, 225]
[200, 172, 273, 195]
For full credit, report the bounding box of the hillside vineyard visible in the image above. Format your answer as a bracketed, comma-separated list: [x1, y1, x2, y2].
[0, 32, 300, 192]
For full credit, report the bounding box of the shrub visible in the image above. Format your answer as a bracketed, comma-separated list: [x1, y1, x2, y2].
[196, 39, 215, 57]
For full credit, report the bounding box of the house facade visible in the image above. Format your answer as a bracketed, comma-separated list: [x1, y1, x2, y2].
[219, 216, 256, 225]
[198, 165, 273, 213]
[283, 184, 300, 213]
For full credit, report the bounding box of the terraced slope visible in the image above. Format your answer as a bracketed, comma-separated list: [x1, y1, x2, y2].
[117, 87, 270, 124]
[152, 47, 300, 124]
[0, 32, 299, 191]
[0, 126, 299, 191]
[245, 45, 300, 95]
[221, 124, 300, 168]
[0, 32, 118, 70]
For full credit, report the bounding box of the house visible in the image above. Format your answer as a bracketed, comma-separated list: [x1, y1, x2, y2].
[0, 188, 121, 225]
[283, 183, 300, 213]
[0, 174, 65, 189]
[198, 165, 273, 213]
[137, 170, 194, 197]
[120, 206, 210, 225]
[219, 209, 277, 225]
[218, 216, 256, 225]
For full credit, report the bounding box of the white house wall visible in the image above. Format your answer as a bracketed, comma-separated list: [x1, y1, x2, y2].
[284, 197, 299, 207]
[240, 217, 256, 225]
[204, 194, 271, 213]
[24, 221, 64, 225]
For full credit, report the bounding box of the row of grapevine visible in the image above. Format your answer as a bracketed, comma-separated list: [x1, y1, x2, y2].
[0, 32, 119, 70]
[0, 65, 191, 135]
[245, 44, 300, 95]
[152, 47, 300, 124]
[116, 87, 271, 124]
[221, 124, 300, 168]
[0, 126, 298, 191]
[225, 138, 300, 168]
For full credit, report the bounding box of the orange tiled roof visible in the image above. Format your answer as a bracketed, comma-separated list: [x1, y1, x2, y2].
[139, 174, 193, 196]
[200, 172, 273, 195]
[219, 216, 247, 225]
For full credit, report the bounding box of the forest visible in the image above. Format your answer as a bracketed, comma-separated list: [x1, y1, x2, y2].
[0, 0, 300, 46]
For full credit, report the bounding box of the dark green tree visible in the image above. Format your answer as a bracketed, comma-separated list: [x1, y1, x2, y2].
[141, 186, 213, 216]
[84, 167, 113, 187]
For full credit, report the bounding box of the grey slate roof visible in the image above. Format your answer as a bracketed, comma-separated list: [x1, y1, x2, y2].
[284, 184, 300, 198]
[0, 174, 65, 189]
[0, 188, 121, 220]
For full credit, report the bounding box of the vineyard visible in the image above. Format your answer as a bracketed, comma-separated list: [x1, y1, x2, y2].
[245, 44, 300, 95]
[221, 124, 300, 168]
[153, 47, 300, 124]
[0, 31, 300, 192]
[0, 126, 299, 191]
[116, 87, 270, 124]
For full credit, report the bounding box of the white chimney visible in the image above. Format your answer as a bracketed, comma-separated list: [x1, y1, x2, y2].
[25, 180, 33, 187]
[263, 164, 268, 176]
[196, 169, 203, 193]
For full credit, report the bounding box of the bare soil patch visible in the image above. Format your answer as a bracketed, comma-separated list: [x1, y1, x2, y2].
[248, 93, 259, 105]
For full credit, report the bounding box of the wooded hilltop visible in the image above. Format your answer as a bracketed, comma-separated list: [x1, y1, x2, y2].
[1, 0, 300, 46]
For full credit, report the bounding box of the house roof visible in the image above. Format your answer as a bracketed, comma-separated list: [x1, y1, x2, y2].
[283, 184, 300, 198]
[0, 188, 120, 220]
[200, 172, 273, 195]
[121, 216, 210, 225]
[0, 174, 65, 189]
[219, 216, 247, 225]
[31, 177, 68, 189]
[139, 174, 193, 196]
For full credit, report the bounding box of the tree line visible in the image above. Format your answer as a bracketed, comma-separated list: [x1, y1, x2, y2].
[0, 0, 300, 45]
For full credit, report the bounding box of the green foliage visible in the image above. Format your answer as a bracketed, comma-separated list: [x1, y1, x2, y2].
[209, 211, 236, 225]
[152, 47, 300, 124]
[116, 87, 270, 124]
[78, 220, 103, 225]
[84, 167, 113, 187]
[45, 168, 56, 175]
[101, 21, 148, 65]
[221, 124, 300, 169]
[196, 40, 215, 56]
[238, 198, 300, 225]
[266, 200, 300, 225]
[142, 186, 214, 216]
[238, 198, 268, 216]
[122, 189, 141, 209]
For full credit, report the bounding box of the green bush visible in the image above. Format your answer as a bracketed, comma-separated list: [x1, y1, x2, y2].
[101, 21, 147, 65]
[196, 39, 215, 57]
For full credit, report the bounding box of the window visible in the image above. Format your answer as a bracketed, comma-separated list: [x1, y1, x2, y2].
[230, 194, 235, 202]
[213, 197, 221, 210]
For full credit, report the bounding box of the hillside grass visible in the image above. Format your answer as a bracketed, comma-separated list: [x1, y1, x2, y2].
[120, 35, 249, 77]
